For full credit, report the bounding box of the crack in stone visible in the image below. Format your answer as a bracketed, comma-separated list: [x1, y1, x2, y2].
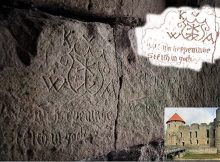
[113, 26, 124, 150]
[114, 75, 123, 150]
[88, 0, 92, 11]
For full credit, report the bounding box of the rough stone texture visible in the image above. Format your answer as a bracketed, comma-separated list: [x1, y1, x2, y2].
[0, 7, 166, 159]
[87, 138, 164, 161]
[214, 0, 220, 7]
[1, 0, 165, 26]
[0, 8, 119, 160]
[166, 0, 218, 7]
[166, 0, 200, 7]
[3, 0, 220, 161]
[114, 26, 165, 150]
[114, 23, 220, 151]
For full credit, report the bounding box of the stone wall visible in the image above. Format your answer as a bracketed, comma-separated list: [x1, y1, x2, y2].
[166, 122, 215, 147]
[0, 0, 166, 161]
[179, 123, 214, 147]
[1, 0, 220, 160]
[0, 0, 165, 26]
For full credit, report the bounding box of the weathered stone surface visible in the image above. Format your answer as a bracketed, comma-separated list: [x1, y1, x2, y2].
[166, 0, 199, 7]
[0, 8, 119, 160]
[114, 26, 164, 149]
[87, 138, 164, 161]
[4, 0, 220, 161]
[114, 23, 220, 150]
[214, 0, 220, 7]
[199, 0, 215, 7]
[166, 0, 217, 7]
[1, 0, 165, 26]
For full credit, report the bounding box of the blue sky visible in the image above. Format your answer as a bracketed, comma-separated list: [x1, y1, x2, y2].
[164, 107, 218, 129]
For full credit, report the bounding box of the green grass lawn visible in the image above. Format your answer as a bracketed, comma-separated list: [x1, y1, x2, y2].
[182, 153, 220, 159]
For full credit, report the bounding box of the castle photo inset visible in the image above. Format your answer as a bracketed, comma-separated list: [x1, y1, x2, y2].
[164, 107, 220, 160]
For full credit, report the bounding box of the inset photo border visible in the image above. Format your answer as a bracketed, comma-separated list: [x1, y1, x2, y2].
[164, 107, 220, 160]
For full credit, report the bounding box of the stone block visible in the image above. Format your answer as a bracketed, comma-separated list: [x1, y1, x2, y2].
[0, 8, 119, 160]
[1, 0, 165, 26]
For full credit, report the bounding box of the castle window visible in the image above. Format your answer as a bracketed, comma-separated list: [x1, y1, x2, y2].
[190, 140, 192, 144]
[213, 129, 215, 138]
[207, 130, 209, 138]
[195, 131, 198, 138]
[207, 140, 209, 144]
[180, 132, 182, 137]
[197, 140, 199, 144]
[182, 142, 185, 146]
[190, 132, 192, 138]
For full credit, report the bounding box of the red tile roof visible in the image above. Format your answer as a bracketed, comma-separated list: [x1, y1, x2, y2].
[166, 113, 185, 124]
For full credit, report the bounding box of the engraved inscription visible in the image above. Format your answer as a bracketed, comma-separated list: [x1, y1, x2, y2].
[51, 132, 62, 146]
[67, 44, 104, 95]
[0, 93, 19, 122]
[129, 101, 162, 123]
[65, 127, 88, 145]
[0, 18, 117, 161]
[63, 30, 74, 48]
[42, 28, 113, 95]
[42, 75, 65, 92]
[17, 127, 91, 148]
[37, 130, 48, 147]
[26, 106, 113, 126]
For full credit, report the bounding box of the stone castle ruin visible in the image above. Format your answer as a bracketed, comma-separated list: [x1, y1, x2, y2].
[165, 108, 220, 153]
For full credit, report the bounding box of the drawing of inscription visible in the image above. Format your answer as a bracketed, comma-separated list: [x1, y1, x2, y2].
[134, 6, 220, 71]
[166, 10, 217, 43]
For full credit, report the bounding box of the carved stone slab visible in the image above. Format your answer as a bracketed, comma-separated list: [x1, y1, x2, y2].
[0, 9, 119, 160]
[2, 0, 165, 26]
[114, 24, 220, 149]
[113, 26, 164, 149]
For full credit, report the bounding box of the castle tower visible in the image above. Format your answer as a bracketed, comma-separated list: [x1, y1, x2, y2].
[166, 113, 185, 146]
[215, 108, 220, 153]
